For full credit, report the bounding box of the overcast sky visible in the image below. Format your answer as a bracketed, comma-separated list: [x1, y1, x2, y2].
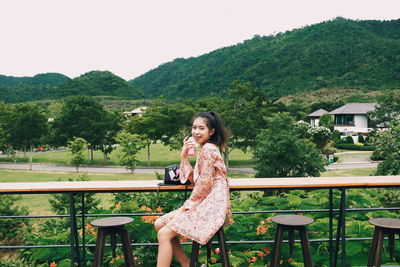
[1, 0, 399, 81]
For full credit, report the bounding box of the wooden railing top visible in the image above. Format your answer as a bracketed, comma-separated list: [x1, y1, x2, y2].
[1, 176, 400, 194]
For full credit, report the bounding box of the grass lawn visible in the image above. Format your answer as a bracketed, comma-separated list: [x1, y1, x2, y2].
[0, 143, 255, 167]
[321, 168, 376, 177]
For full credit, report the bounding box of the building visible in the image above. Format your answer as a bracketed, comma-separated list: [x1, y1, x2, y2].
[123, 106, 147, 117]
[328, 103, 377, 135]
[307, 109, 328, 127]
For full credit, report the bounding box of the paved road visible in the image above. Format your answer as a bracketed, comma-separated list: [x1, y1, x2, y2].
[0, 150, 378, 174]
[0, 163, 257, 174]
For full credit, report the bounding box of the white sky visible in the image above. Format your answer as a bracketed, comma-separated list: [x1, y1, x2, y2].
[0, 0, 399, 81]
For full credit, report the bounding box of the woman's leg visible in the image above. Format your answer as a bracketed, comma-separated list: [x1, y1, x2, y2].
[157, 226, 177, 267]
[155, 219, 189, 267]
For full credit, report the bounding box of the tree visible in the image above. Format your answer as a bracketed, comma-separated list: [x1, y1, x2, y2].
[116, 131, 144, 173]
[125, 100, 194, 165]
[373, 120, 400, 175]
[6, 103, 48, 154]
[53, 95, 121, 161]
[369, 91, 400, 128]
[318, 114, 334, 130]
[308, 126, 332, 151]
[253, 113, 326, 178]
[68, 137, 88, 173]
[0, 195, 29, 246]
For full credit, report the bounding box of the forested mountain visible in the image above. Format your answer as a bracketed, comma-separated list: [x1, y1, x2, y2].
[129, 17, 400, 99]
[57, 71, 144, 99]
[0, 71, 143, 102]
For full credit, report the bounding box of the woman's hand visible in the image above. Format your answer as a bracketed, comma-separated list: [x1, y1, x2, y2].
[181, 136, 195, 160]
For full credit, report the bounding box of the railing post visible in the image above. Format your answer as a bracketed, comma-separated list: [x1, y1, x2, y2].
[329, 189, 333, 267]
[81, 193, 86, 266]
[69, 193, 81, 267]
[340, 189, 346, 267]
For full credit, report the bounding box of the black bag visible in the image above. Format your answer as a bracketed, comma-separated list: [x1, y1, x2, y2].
[162, 164, 190, 185]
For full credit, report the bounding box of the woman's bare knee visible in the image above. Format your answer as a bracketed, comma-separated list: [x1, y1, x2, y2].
[154, 219, 164, 232]
[157, 227, 177, 242]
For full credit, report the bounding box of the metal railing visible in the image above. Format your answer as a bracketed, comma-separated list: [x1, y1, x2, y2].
[1, 187, 400, 266]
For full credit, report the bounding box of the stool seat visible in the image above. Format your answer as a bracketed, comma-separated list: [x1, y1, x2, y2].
[369, 218, 400, 229]
[92, 217, 133, 228]
[272, 214, 314, 226]
[271, 215, 313, 267]
[368, 217, 400, 266]
[92, 217, 134, 267]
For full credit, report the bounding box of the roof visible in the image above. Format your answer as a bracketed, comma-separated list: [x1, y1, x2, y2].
[307, 109, 328, 117]
[328, 103, 378, 115]
[123, 106, 147, 115]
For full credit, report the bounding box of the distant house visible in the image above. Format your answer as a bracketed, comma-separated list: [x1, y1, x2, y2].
[328, 103, 377, 135]
[307, 109, 328, 127]
[123, 106, 147, 117]
[308, 103, 378, 142]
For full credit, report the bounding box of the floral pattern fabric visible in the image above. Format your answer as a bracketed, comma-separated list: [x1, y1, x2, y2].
[158, 143, 232, 244]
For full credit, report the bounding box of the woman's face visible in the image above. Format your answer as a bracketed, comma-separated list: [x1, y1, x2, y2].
[192, 117, 215, 146]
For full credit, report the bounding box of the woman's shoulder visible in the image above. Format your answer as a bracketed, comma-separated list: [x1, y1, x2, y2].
[203, 142, 219, 151]
[201, 143, 222, 157]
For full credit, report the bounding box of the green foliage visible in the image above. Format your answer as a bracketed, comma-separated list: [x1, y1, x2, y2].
[369, 90, 400, 128]
[358, 134, 365, 143]
[130, 18, 400, 99]
[53, 95, 121, 155]
[48, 174, 100, 215]
[253, 113, 326, 177]
[318, 114, 334, 129]
[345, 136, 354, 144]
[0, 73, 71, 103]
[334, 143, 373, 151]
[307, 126, 331, 151]
[67, 137, 88, 172]
[373, 120, 400, 175]
[57, 71, 144, 99]
[116, 131, 145, 173]
[0, 195, 29, 245]
[0, 71, 144, 103]
[3, 103, 48, 151]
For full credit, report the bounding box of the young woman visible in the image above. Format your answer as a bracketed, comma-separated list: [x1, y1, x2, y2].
[154, 111, 232, 267]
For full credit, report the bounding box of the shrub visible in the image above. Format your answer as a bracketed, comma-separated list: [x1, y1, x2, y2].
[345, 135, 354, 144]
[334, 144, 374, 150]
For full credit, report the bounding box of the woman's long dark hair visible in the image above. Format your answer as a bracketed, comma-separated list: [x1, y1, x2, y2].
[192, 111, 230, 151]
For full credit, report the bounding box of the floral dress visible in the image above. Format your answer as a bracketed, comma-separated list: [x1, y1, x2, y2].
[158, 142, 232, 244]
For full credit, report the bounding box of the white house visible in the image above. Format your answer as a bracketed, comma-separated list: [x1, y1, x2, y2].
[307, 109, 328, 127]
[123, 106, 147, 117]
[328, 103, 377, 135]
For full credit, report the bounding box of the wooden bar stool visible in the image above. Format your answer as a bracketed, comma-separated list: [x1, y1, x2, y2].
[368, 218, 400, 267]
[271, 215, 314, 267]
[91, 217, 134, 267]
[190, 227, 230, 267]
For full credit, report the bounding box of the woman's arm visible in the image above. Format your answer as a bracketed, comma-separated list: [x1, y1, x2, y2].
[182, 144, 217, 210]
[179, 157, 194, 184]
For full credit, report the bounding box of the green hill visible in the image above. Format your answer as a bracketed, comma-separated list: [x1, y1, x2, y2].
[0, 71, 144, 103]
[129, 17, 400, 99]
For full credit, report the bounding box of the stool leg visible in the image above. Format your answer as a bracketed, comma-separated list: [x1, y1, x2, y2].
[271, 225, 284, 267]
[93, 229, 106, 267]
[368, 227, 379, 267]
[206, 240, 212, 264]
[375, 229, 385, 267]
[120, 228, 134, 267]
[190, 242, 200, 267]
[299, 227, 313, 267]
[389, 232, 395, 259]
[110, 231, 117, 258]
[216, 228, 230, 267]
[288, 229, 294, 257]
